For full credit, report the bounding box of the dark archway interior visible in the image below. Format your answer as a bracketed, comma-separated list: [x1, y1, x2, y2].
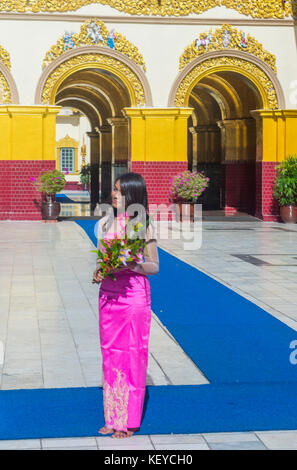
[188, 70, 263, 213]
[55, 68, 131, 209]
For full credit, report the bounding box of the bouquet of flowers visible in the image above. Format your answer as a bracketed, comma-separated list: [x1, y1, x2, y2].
[91, 221, 147, 281]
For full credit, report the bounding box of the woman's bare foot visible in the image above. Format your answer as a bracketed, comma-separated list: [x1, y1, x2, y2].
[98, 426, 113, 435]
[112, 430, 134, 439]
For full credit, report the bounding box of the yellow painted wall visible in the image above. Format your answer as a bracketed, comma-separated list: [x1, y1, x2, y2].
[251, 110, 297, 162]
[124, 108, 193, 162]
[0, 106, 60, 161]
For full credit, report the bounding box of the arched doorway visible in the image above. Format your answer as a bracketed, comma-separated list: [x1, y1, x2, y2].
[188, 69, 263, 213]
[35, 46, 152, 210]
[169, 51, 284, 216]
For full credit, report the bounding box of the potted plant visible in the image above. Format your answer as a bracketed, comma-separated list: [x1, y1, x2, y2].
[170, 170, 210, 221]
[273, 155, 297, 224]
[80, 163, 91, 192]
[30, 168, 67, 220]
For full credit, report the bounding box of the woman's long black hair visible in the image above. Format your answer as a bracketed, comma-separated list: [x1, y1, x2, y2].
[102, 172, 149, 236]
[116, 172, 148, 214]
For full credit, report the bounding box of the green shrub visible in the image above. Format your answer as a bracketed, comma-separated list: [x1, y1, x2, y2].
[273, 155, 297, 206]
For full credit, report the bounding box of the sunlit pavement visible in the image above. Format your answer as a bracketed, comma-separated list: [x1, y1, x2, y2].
[0, 218, 296, 450]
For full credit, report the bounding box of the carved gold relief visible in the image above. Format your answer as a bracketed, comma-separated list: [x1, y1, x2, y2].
[41, 53, 145, 106]
[0, 44, 12, 104]
[56, 134, 79, 148]
[180, 24, 277, 73]
[175, 57, 278, 109]
[223, 0, 293, 19]
[43, 19, 146, 71]
[0, 0, 294, 17]
[0, 45, 11, 70]
[0, 73, 12, 104]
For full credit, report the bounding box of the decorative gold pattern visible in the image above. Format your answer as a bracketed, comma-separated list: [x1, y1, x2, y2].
[175, 57, 278, 109]
[0, 0, 294, 17]
[0, 45, 11, 70]
[180, 24, 277, 73]
[56, 134, 79, 148]
[103, 368, 129, 432]
[223, 0, 293, 19]
[0, 74, 12, 104]
[41, 53, 146, 106]
[0, 77, 9, 103]
[0, 44, 11, 104]
[43, 19, 146, 71]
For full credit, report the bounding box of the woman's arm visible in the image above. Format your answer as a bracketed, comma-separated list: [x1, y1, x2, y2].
[130, 223, 159, 276]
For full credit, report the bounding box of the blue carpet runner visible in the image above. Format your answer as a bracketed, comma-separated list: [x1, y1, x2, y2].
[1, 219, 296, 439]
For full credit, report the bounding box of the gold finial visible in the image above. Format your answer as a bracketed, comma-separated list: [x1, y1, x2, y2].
[81, 135, 86, 166]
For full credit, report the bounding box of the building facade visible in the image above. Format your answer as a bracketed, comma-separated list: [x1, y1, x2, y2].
[0, 1, 297, 220]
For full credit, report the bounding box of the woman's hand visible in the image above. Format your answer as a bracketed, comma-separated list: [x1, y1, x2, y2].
[93, 266, 103, 284]
[112, 261, 137, 274]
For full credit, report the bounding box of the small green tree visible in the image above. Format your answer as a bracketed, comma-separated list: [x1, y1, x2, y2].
[273, 155, 297, 206]
[30, 169, 66, 195]
[80, 163, 91, 186]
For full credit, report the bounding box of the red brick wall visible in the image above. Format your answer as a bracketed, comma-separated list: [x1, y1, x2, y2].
[223, 161, 256, 215]
[64, 182, 83, 191]
[0, 160, 55, 220]
[131, 161, 188, 220]
[256, 161, 280, 222]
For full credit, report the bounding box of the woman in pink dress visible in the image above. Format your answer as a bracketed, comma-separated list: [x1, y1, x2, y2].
[93, 172, 159, 439]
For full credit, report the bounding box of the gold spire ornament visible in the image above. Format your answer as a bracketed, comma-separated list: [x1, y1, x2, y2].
[81, 136, 87, 167]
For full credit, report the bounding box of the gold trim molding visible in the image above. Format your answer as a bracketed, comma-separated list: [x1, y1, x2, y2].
[174, 56, 279, 109]
[180, 24, 277, 73]
[0, 0, 293, 18]
[43, 18, 146, 71]
[41, 52, 146, 106]
[0, 13, 294, 26]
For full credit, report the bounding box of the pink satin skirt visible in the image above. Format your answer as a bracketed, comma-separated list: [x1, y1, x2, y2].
[99, 269, 151, 432]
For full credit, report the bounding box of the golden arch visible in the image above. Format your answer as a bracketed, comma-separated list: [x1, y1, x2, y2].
[168, 51, 285, 110]
[0, 63, 19, 104]
[35, 46, 153, 106]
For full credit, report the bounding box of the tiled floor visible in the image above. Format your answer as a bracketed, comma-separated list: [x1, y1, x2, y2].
[0, 218, 296, 449]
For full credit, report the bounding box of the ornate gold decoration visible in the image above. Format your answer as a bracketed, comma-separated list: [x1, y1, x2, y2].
[43, 19, 146, 71]
[0, 44, 11, 103]
[0, 45, 11, 70]
[0, 0, 294, 17]
[180, 24, 277, 73]
[41, 53, 145, 106]
[56, 134, 79, 148]
[222, 0, 293, 19]
[81, 136, 87, 166]
[103, 368, 129, 432]
[175, 57, 278, 109]
[0, 74, 12, 104]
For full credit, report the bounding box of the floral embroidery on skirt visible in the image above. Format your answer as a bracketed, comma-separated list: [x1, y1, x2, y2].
[103, 367, 129, 432]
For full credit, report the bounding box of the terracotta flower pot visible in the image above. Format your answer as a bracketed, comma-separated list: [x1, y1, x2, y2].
[42, 194, 61, 220]
[280, 205, 297, 224]
[176, 201, 195, 222]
